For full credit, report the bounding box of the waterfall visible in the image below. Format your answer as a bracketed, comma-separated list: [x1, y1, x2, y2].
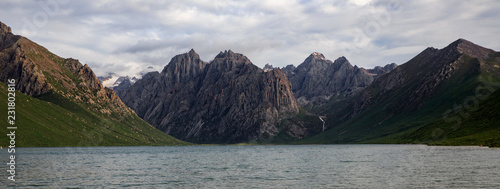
[318, 116, 325, 132]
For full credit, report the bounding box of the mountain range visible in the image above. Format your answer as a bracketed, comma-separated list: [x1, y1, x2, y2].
[1, 19, 498, 147]
[116, 38, 499, 146]
[97, 66, 155, 88]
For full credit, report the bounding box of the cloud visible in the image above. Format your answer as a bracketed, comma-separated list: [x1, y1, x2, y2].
[0, 0, 499, 77]
[380, 45, 426, 57]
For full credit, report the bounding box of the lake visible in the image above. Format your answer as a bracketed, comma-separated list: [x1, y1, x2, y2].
[1, 145, 499, 188]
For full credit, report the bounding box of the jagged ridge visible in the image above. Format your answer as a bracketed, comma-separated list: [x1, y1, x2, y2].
[282, 52, 394, 106]
[119, 50, 300, 143]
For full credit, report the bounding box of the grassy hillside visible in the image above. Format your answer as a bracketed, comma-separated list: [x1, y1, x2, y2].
[0, 82, 189, 147]
[369, 80, 500, 147]
[296, 44, 500, 147]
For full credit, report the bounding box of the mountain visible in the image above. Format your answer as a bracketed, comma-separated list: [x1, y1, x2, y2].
[301, 39, 500, 146]
[97, 72, 120, 87]
[98, 66, 154, 88]
[97, 73, 138, 89]
[282, 52, 392, 106]
[115, 75, 138, 86]
[360, 63, 398, 79]
[263, 63, 276, 72]
[0, 21, 187, 147]
[118, 49, 301, 143]
[113, 76, 134, 97]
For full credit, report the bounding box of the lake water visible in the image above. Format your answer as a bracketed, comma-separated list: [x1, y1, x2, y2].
[1, 145, 499, 188]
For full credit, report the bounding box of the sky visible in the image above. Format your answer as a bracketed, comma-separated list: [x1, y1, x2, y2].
[1, 0, 499, 78]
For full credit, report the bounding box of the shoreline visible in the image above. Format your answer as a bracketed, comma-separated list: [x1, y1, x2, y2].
[2, 143, 497, 149]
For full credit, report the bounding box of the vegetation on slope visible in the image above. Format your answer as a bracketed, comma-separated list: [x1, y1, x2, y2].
[295, 42, 500, 147]
[0, 76, 189, 147]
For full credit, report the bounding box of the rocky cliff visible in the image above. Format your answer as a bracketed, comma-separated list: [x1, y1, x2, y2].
[0, 22, 50, 96]
[282, 52, 376, 106]
[119, 50, 300, 143]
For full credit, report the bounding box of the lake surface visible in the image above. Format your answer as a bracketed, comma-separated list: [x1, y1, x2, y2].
[1, 145, 499, 188]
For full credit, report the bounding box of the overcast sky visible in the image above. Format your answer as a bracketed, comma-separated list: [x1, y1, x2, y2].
[1, 0, 499, 77]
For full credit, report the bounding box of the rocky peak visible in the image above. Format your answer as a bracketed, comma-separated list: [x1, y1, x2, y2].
[361, 63, 398, 79]
[331, 56, 352, 69]
[334, 56, 348, 62]
[215, 49, 236, 59]
[185, 48, 202, 63]
[0, 21, 19, 49]
[286, 53, 374, 106]
[281, 64, 297, 78]
[161, 49, 207, 83]
[0, 21, 12, 34]
[211, 50, 254, 73]
[309, 52, 326, 60]
[299, 52, 333, 71]
[447, 38, 494, 60]
[263, 63, 275, 72]
[384, 63, 398, 70]
[162, 49, 204, 72]
[188, 48, 198, 57]
[303, 52, 330, 66]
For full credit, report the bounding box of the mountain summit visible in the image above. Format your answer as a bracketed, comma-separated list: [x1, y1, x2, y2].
[447, 38, 494, 61]
[0, 21, 12, 35]
[307, 52, 327, 60]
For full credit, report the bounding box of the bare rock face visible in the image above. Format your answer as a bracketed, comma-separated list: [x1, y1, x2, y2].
[119, 50, 300, 143]
[113, 77, 132, 97]
[283, 53, 375, 106]
[0, 22, 51, 96]
[0, 21, 131, 115]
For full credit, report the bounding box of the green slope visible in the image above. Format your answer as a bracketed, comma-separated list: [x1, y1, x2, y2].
[369, 88, 500, 147]
[0, 82, 189, 147]
[297, 42, 500, 146]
